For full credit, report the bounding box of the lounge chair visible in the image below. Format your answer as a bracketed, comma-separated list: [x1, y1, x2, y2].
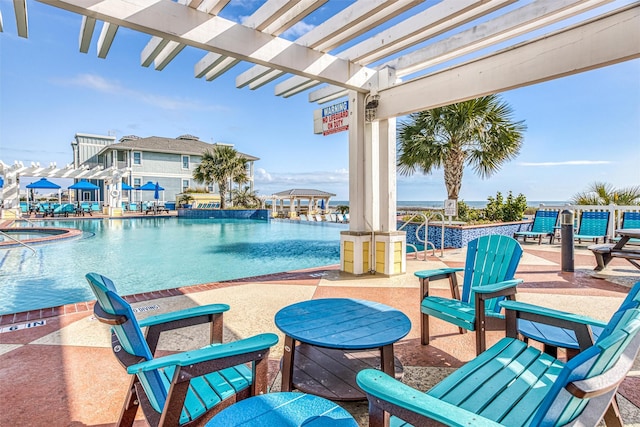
[314, 214, 323, 222]
[299, 214, 308, 221]
[574, 210, 610, 244]
[84, 272, 278, 427]
[51, 203, 75, 217]
[80, 202, 92, 215]
[513, 209, 558, 244]
[357, 301, 640, 427]
[616, 211, 640, 243]
[91, 202, 101, 213]
[416, 234, 523, 355]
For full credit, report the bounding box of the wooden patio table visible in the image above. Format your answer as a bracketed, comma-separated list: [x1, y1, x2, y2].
[589, 228, 640, 270]
[275, 298, 411, 401]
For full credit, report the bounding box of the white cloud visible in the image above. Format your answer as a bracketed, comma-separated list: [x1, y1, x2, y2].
[52, 73, 225, 112]
[519, 160, 611, 167]
[281, 21, 315, 39]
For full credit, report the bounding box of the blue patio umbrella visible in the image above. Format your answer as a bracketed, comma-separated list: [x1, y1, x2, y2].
[139, 181, 165, 204]
[26, 177, 62, 204]
[138, 181, 164, 191]
[121, 182, 134, 190]
[320, 199, 325, 211]
[26, 177, 61, 189]
[68, 180, 99, 191]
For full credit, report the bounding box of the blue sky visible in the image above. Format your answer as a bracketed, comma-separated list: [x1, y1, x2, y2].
[0, 0, 638, 203]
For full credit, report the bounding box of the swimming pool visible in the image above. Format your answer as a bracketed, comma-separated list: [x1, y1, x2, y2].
[0, 218, 346, 315]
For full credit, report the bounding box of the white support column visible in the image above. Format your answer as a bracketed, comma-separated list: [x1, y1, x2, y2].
[340, 87, 405, 276]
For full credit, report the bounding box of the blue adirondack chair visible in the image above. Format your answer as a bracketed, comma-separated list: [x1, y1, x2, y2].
[357, 302, 640, 427]
[517, 281, 640, 358]
[513, 209, 559, 244]
[85, 272, 278, 427]
[575, 210, 610, 244]
[415, 235, 523, 355]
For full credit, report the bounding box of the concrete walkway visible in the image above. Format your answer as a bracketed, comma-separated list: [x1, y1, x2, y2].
[0, 242, 638, 426]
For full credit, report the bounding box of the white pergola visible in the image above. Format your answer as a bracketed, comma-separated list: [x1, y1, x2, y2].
[2, 0, 638, 274]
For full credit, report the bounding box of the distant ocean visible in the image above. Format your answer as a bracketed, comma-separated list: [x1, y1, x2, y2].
[329, 200, 569, 209]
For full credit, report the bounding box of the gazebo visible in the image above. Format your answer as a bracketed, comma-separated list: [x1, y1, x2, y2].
[270, 189, 336, 218]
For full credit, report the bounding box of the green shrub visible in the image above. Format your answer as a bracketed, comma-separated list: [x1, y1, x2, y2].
[456, 191, 527, 224]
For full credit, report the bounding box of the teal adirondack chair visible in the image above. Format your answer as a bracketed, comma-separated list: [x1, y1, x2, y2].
[416, 235, 523, 354]
[575, 210, 610, 243]
[357, 301, 640, 427]
[85, 273, 278, 427]
[513, 209, 559, 244]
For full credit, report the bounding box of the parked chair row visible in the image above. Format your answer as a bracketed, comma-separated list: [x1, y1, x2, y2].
[299, 213, 349, 222]
[195, 202, 221, 209]
[514, 209, 621, 245]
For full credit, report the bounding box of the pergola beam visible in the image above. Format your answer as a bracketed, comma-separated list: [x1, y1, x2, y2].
[236, 0, 422, 90]
[13, 0, 28, 38]
[375, 3, 640, 120]
[79, 15, 96, 53]
[275, 0, 512, 97]
[194, 0, 324, 82]
[97, 21, 118, 58]
[384, 0, 613, 78]
[35, 0, 372, 91]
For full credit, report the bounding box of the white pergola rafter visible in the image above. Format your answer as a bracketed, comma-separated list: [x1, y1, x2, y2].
[375, 3, 640, 119]
[194, 0, 325, 82]
[35, 0, 375, 92]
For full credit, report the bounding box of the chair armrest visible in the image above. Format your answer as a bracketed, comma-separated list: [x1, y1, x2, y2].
[138, 304, 230, 328]
[356, 369, 503, 427]
[499, 301, 607, 328]
[500, 300, 605, 349]
[127, 333, 279, 374]
[414, 268, 463, 280]
[473, 279, 523, 295]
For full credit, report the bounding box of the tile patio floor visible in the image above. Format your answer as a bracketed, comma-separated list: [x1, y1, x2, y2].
[1, 242, 639, 426]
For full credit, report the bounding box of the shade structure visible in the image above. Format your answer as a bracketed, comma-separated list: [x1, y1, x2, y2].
[138, 181, 164, 191]
[121, 183, 134, 190]
[68, 180, 99, 190]
[26, 177, 61, 189]
[320, 199, 325, 211]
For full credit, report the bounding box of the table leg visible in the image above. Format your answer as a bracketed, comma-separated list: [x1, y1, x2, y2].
[380, 344, 394, 377]
[281, 335, 296, 392]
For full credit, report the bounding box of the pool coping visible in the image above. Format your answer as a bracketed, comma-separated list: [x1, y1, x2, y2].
[0, 265, 337, 326]
[0, 227, 83, 247]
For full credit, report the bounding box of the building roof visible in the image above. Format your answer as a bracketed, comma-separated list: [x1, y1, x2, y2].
[272, 189, 336, 198]
[99, 135, 259, 161]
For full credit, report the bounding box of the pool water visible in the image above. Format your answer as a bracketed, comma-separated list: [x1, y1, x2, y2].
[0, 218, 345, 315]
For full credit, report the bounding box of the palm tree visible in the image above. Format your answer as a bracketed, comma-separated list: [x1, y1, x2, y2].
[193, 146, 248, 209]
[397, 95, 526, 201]
[571, 182, 640, 205]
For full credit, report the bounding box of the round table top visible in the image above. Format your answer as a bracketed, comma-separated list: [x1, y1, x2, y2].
[206, 392, 357, 426]
[275, 298, 411, 349]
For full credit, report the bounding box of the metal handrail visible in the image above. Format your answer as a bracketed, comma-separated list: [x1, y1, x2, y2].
[398, 210, 446, 258]
[398, 212, 433, 260]
[0, 230, 37, 255]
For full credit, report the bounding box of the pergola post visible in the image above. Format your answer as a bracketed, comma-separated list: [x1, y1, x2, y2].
[340, 85, 406, 276]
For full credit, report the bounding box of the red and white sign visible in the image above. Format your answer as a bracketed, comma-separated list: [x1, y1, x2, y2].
[322, 101, 349, 135]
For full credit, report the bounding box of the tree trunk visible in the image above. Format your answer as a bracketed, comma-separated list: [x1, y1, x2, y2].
[444, 149, 465, 200]
[219, 181, 228, 209]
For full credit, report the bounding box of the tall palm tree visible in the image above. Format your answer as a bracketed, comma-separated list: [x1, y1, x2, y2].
[571, 182, 640, 205]
[397, 95, 526, 201]
[193, 146, 248, 209]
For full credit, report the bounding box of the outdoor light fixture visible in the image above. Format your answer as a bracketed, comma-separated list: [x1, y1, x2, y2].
[365, 95, 380, 123]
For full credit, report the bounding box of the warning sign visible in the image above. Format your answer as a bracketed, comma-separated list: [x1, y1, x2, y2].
[321, 101, 349, 136]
